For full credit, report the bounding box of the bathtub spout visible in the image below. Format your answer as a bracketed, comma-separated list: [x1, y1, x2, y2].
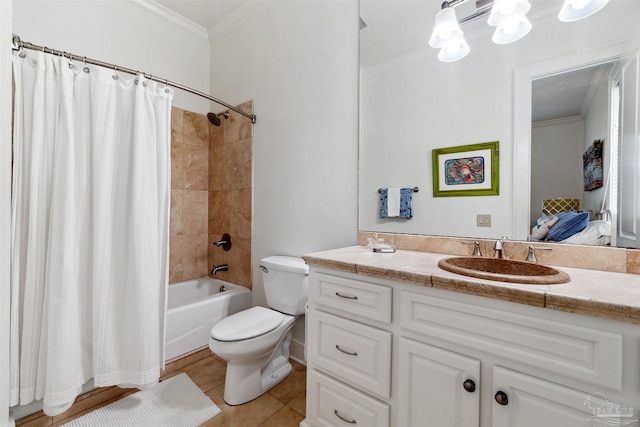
[211, 264, 229, 275]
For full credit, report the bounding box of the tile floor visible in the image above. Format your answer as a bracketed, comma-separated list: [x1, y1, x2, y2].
[16, 350, 307, 427]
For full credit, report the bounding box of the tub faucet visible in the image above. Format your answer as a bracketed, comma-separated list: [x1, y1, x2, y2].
[211, 264, 229, 275]
[213, 233, 232, 251]
[494, 236, 508, 259]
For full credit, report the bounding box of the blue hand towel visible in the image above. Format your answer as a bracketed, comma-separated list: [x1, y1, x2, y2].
[379, 188, 413, 219]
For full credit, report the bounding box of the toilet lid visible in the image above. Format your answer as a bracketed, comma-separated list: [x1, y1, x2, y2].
[211, 306, 284, 342]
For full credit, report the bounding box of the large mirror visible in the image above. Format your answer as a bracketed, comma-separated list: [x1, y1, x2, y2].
[359, 0, 640, 248]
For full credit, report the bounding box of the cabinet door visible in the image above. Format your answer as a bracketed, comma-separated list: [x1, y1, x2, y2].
[492, 366, 618, 427]
[398, 338, 480, 427]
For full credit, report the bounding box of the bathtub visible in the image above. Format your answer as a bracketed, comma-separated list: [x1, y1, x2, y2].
[165, 277, 252, 361]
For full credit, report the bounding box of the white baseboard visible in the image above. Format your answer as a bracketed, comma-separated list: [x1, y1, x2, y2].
[289, 338, 306, 366]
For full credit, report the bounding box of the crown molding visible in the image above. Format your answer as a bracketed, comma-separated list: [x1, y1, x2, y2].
[208, 1, 270, 41]
[120, 0, 209, 41]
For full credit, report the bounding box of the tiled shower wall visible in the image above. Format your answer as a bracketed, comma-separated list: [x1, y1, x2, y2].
[169, 102, 253, 287]
[208, 101, 254, 288]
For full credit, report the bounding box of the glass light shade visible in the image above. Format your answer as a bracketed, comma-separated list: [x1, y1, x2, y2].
[429, 7, 464, 48]
[492, 14, 532, 44]
[558, 0, 609, 22]
[438, 36, 470, 62]
[488, 0, 531, 26]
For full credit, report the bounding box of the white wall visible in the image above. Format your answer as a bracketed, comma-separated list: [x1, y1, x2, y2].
[208, 0, 359, 361]
[530, 117, 584, 226]
[208, 0, 359, 307]
[12, 0, 210, 114]
[582, 76, 610, 214]
[359, 1, 640, 240]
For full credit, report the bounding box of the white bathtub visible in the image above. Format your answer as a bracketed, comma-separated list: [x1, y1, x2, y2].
[165, 277, 252, 361]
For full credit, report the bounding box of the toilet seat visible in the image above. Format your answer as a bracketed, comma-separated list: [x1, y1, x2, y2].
[211, 306, 284, 342]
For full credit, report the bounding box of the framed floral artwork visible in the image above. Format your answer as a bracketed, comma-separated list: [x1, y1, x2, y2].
[432, 141, 499, 197]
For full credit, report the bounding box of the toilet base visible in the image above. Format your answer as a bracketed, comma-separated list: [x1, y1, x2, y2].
[223, 331, 293, 405]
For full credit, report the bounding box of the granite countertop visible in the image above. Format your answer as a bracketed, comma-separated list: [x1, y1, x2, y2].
[303, 246, 640, 325]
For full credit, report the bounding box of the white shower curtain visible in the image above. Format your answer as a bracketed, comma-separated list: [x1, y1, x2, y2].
[10, 50, 172, 416]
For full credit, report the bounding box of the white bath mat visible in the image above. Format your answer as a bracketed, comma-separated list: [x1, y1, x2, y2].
[61, 373, 221, 427]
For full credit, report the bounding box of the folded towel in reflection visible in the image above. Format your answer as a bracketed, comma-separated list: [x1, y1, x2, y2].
[379, 188, 413, 219]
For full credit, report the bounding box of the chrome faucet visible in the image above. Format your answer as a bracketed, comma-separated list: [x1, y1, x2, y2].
[463, 241, 482, 257]
[526, 246, 552, 263]
[494, 236, 508, 259]
[211, 264, 229, 275]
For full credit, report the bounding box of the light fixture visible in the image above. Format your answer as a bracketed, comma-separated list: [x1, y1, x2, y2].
[490, 13, 532, 44]
[429, 0, 609, 63]
[488, 0, 531, 44]
[429, 6, 465, 48]
[487, 0, 530, 26]
[558, 0, 609, 22]
[438, 36, 471, 62]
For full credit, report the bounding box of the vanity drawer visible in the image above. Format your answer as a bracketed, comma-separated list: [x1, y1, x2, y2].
[312, 272, 392, 324]
[399, 291, 623, 390]
[309, 309, 392, 398]
[308, 369, 390, 427]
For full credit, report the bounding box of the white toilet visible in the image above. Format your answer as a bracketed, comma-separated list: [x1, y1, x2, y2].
[209, 256, 309, 405]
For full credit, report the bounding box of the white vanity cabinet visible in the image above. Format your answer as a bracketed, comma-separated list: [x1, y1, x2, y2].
[303, 266, 640, 427]
[397, 337, 480, 427]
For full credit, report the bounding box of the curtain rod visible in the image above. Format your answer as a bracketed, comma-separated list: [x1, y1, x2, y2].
[11, 34, 257, 124]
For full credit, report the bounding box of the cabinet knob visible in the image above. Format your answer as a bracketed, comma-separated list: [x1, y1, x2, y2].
[463, 379, 476, 393]
[495, 391, 509, 406]
[334, 409, 357, 424]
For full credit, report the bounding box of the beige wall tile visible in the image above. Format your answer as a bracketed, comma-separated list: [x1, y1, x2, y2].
[183, 144, 209, 190]
[183, 110, 209, 147]
[169, 235, 184, 284]
[208, 190, 231, 235]
[170, 142, 184, 189]
[222, 102, 253, 145]
[206, 103, 253, 289]
[170, 189, 183, 236]
[182, 234, 209, 280]
[183, 190, 208, 236]
[229, 188, 252, 241]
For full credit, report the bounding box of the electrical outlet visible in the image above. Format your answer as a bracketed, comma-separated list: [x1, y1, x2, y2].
[477, 214, 491, 227]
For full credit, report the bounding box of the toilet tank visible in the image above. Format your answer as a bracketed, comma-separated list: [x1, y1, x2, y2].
[260, 256, 309, 315]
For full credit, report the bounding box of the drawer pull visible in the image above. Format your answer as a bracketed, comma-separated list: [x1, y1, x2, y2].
[495, 391, 509, 406]
[335, 292, 358, 300]
[334, 409, 357, 424]
[463, 379, 476, 393]
[335, 344, 358, 356]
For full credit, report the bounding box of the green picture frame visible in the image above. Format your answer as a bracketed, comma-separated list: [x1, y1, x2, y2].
[432, 141, 499, 197]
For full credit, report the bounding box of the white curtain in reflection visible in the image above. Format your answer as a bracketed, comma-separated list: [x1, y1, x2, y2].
[10, 50, 172, 416]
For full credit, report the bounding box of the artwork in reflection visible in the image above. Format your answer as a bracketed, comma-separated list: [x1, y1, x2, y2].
[583, 140, 603, 191]
[445, 156, 485, 185]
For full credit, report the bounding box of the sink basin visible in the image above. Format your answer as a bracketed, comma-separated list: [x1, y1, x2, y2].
[437, 257, 570, 284]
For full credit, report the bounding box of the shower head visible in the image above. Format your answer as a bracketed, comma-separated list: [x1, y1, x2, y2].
[207, 112, 230, 126]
